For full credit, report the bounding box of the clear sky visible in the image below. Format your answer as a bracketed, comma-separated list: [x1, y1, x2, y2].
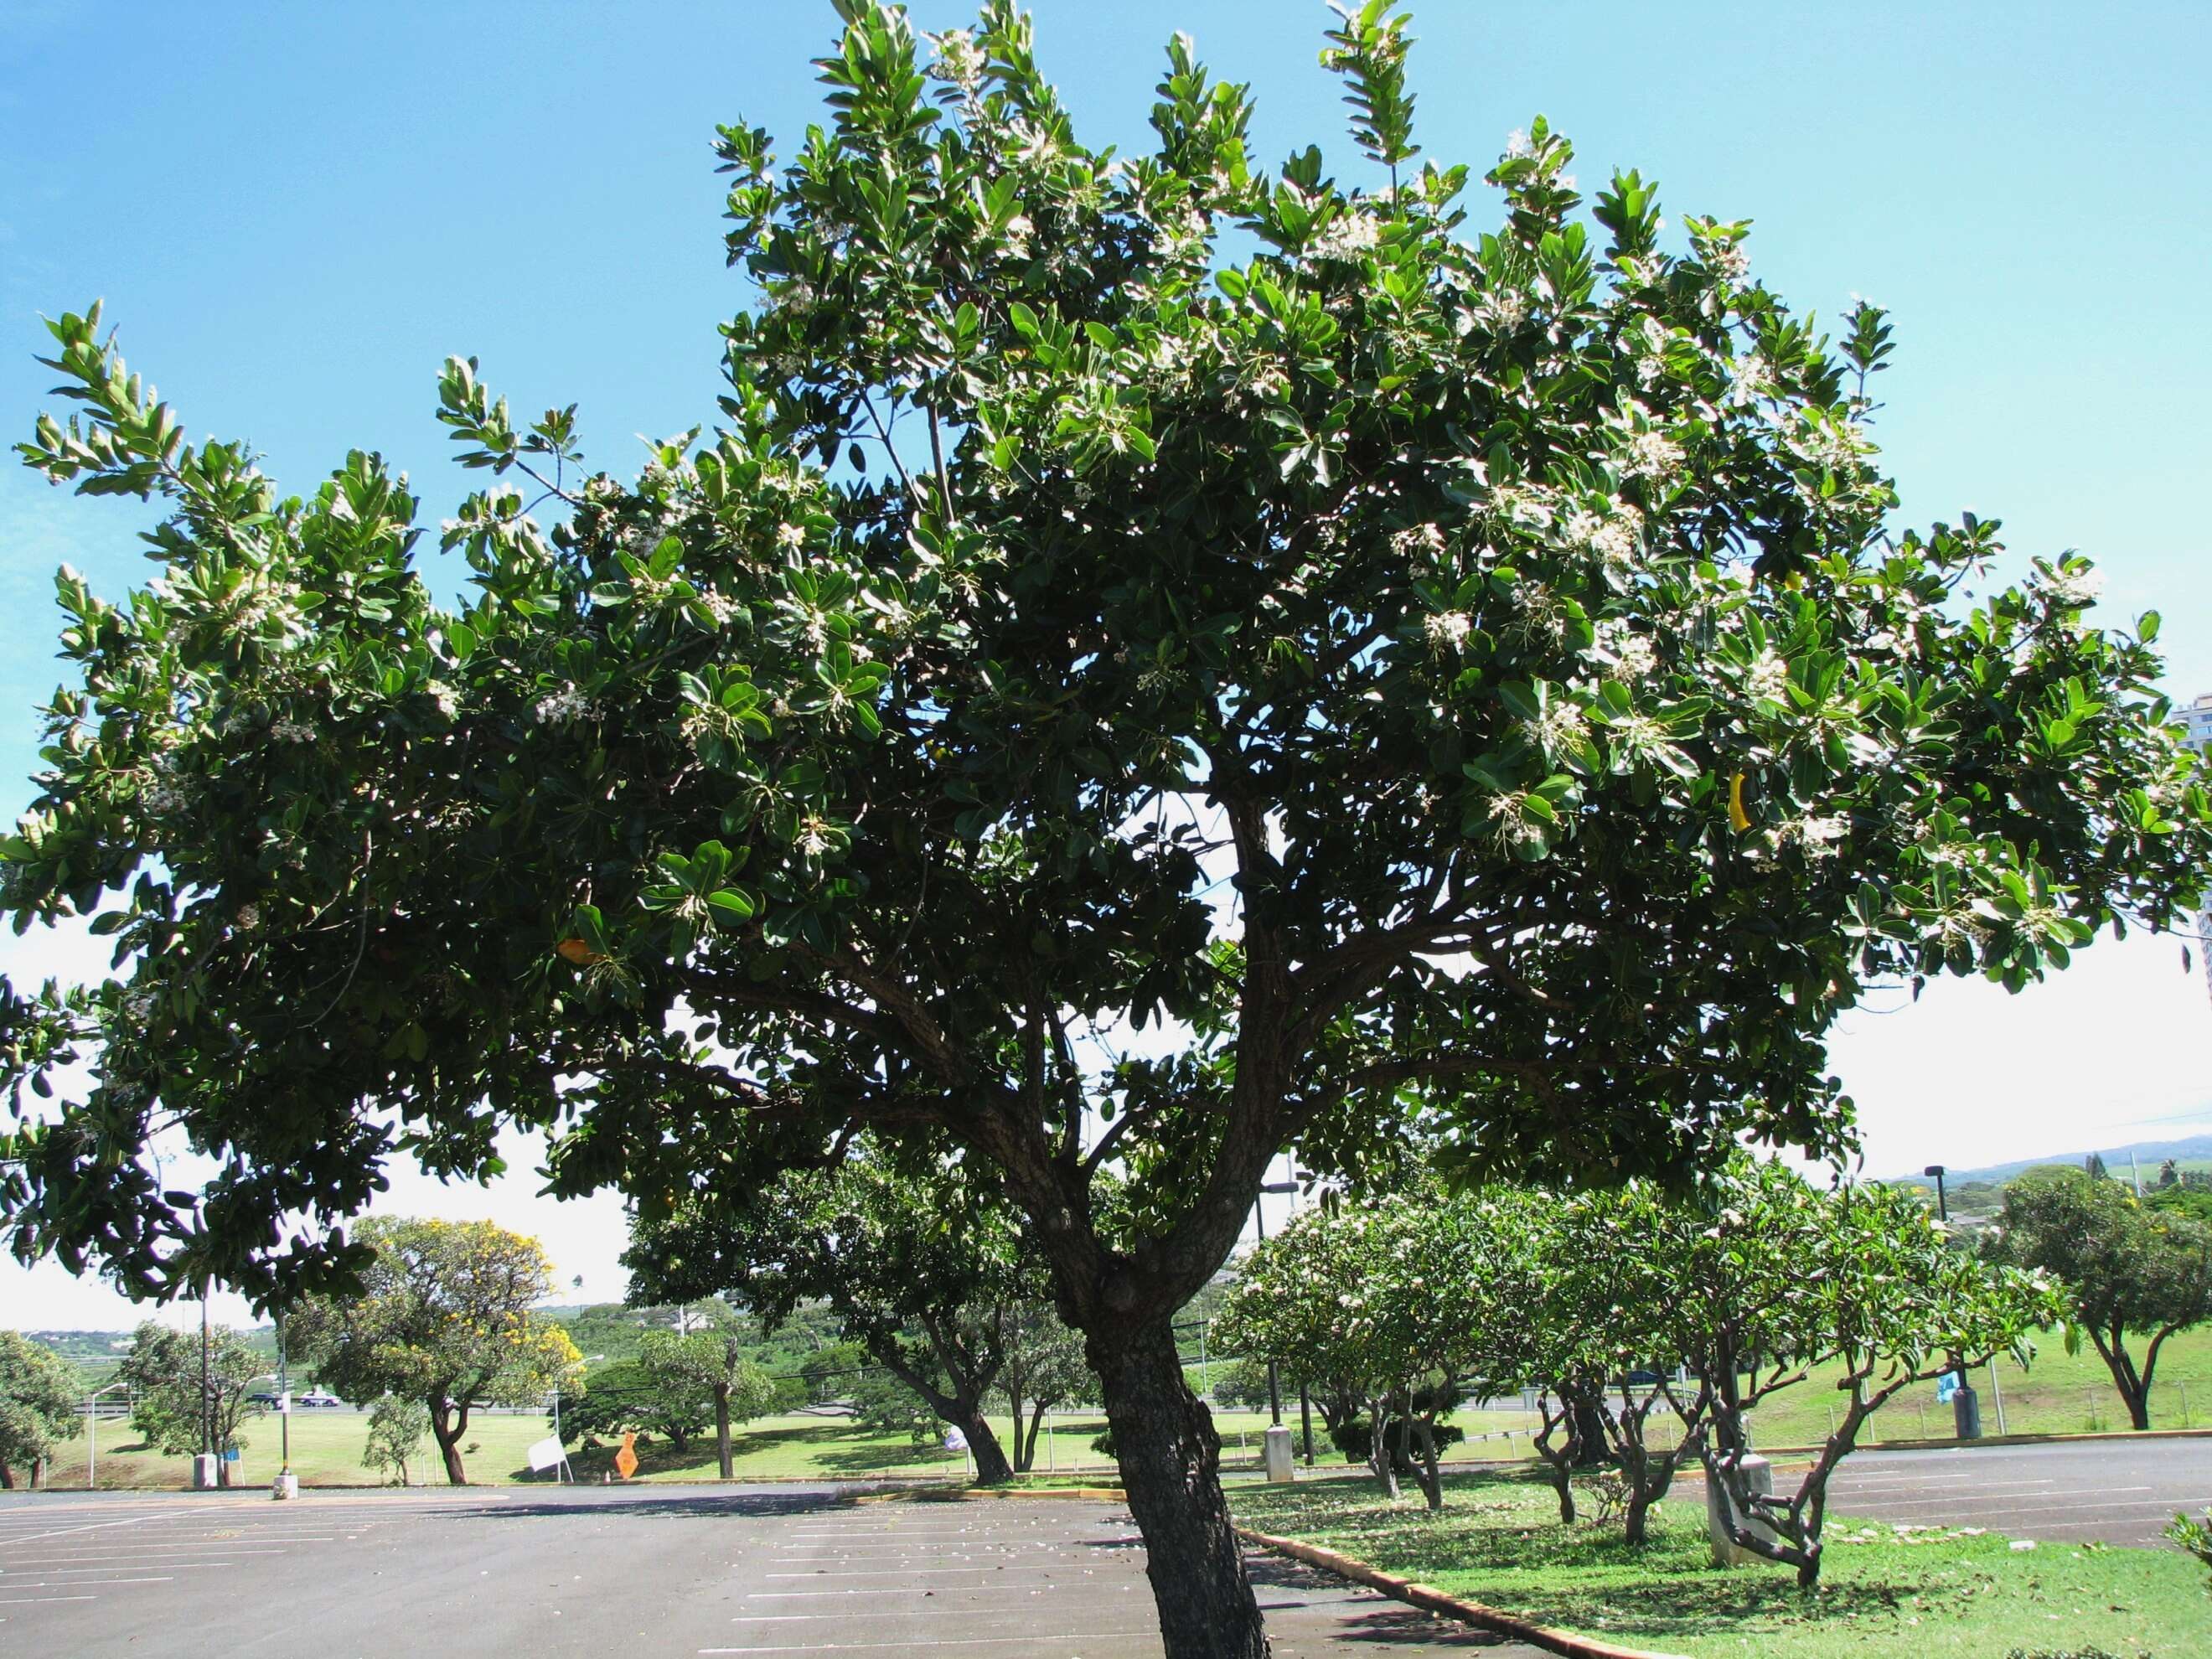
[3, 2, 2208, 1329]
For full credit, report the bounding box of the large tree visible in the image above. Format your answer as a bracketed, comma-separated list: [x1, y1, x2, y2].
[0, 1331, 83, 1488]
[637, 1326, 778, 1477]
[1983, 1165, 2212, 1429]
[287, 1218, 581, 1484]
[625, 1138, 1045, 1485]
[2, 3, 2207, 1650]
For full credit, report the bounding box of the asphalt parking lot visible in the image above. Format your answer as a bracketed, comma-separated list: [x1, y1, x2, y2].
[0, 1486, 1536, 1657]
[1818, 1437, 2212, 1545]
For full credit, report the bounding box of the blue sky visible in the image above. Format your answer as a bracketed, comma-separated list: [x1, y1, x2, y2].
[3, 2, 2209, 1325]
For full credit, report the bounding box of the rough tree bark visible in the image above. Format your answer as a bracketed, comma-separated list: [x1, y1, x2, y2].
[427, 1394, 471, 1486]
[1090, 1316, 1269, 1659]
[714, 1382, 735, 1481]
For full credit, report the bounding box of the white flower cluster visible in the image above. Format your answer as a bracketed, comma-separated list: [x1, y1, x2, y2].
[534, 685, 595, 726]
[1782, 814, 1848, 858]
[427, 683, 461, 720]
[271, 717, 317, 744]
[1566, 502, 1643, 569]
[1527, 699, 1588, 757]
[1309, 210, 1382, 261]
[1392, 524, 1446, 560]
[777, 522, 807, 552]
[1504, 129, 1532, 160]
[234, 902, 261, 932]
[121, 987, 158, 1025]
[1726, 354, 1772, 406]
[2039, 563, 2104, 608]
[1621, 429, 1685, 483]
[1711, 242, 1750, 283]
[138, 755, 192, 817]
[797, 814, 835, 858]
[1804, 419, 1868, 473]
[1474, 287, 1528, 333]
[1600, 625, 1658, 682]
[1744, 649, 1791, 704]
[1484, 791, 1543, 855]
[927, 27, 987, 92]
[1424, 610, 1473, 653]
[1003, 214, 1034, 258]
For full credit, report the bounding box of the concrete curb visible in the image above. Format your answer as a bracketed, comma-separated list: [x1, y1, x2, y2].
[1235, 1526, 1687, 1659]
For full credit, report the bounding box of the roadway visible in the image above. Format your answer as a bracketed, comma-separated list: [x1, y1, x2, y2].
[1817, 1436, 2212, 1546]
[0, 1485, 1537, 1657]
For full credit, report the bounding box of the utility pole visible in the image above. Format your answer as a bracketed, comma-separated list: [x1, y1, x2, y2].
[1254, 1160, 1300, 1427]
[1923, 1165, 1981, 1439]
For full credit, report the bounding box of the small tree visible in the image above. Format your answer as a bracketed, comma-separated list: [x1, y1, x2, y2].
[362, 1396, 430, 1486]
[1983, 1166, 2212, 1430]
[116, 1320, 262, 1487]
[0, 1331, 83, 1488]
[289, 1218, 581, 1484]
[637, 1327, 776, 1477]
[995, 1304, 1092, 1472]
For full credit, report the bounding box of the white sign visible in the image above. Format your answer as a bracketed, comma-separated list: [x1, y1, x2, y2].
[277, 1393, 292, 1415]
[525, 1436, 567, 1472]
[942, 1428, 968, 1454]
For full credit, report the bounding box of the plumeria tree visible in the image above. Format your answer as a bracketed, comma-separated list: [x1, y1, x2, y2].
[3, 3, 2207, 1649]
[1682, 1161, 2062, 1588]
[1217, 1191, 1495, 1510]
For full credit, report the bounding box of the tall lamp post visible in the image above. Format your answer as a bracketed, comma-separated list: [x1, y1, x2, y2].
[1253, 1173, 1300, 1427]
[1924, 1165, 1982, 1440]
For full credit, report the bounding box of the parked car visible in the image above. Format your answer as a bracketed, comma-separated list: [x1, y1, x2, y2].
[297, 1389, 344, 1408]
[247, 1390, 281, 1408]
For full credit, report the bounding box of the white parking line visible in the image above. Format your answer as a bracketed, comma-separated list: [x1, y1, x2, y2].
[0, 1514, 163, 1548]
[0, 1594, 98, 1605]
[0, 1576, 178, 1589]
[700, 1637, 1155, 1654]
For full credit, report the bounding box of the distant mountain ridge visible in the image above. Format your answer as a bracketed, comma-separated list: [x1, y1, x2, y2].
[1889, 1131, 2212, 1188]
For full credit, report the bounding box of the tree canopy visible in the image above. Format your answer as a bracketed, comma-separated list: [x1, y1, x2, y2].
[3, 1, 2206, 1648]
[1984, 1165, 2212, 1431]
[0, 1331, 82, 1488]
[116, 1318, 264, 1486]
[626, 1134, 1054, 1483]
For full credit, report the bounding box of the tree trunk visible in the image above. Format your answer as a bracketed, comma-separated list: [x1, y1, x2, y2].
[959, 1406, 1016, 1485]
[715, 1382, 735, 1480]
[1024, 1400, 1048, 1471]
[1408, 1418, 1443, 1512]
[215, 1454, 230, 1490]
[2125, 1388, 2152, 1432]
[1090, 1315, 1268, 1659]
[1570, 1396, 1610, 1469]
[0, 1460, 13, 1490]
[428, 1395, 470, 1486]
[31, 1456, 45, 1491]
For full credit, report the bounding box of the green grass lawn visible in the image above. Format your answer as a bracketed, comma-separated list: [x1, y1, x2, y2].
[54, 1321, 2212, 1491]
[1230, 1466, 2211, 1657]
[59, 1406, 1279, 1490]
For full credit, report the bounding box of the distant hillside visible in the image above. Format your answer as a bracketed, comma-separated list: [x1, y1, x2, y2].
[1889, 1131, 2212, 1191]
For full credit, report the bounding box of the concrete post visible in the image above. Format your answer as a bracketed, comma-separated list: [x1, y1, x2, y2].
[271, 1471, 300, 1501]
[1705, 1454, 1777, 1567]
[1263, 1424, 1295, 1484]
[191, 1454, 222, 1491]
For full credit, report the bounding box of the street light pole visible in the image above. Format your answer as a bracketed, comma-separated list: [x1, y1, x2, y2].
[1254, 1166, 1300, 1429]
[1923, 1164, 1982, 1440]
